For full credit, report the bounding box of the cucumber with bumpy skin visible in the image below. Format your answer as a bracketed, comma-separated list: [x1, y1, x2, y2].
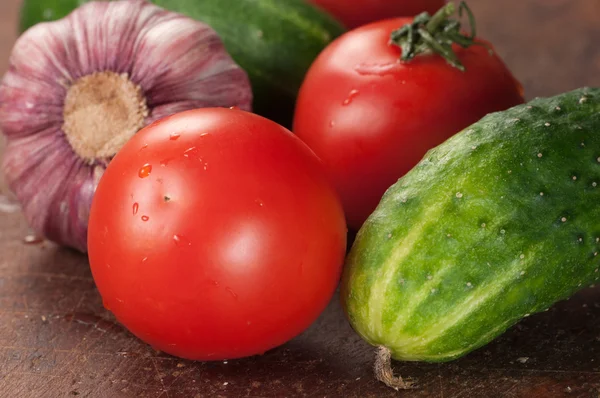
[341, 88, 600, 367]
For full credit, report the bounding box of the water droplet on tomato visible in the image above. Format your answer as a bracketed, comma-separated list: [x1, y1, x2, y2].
[342, 89, 360, 106]
[160, 157, 175, 166]
[138, 164, 152, 178]
[183, 146, 198, 158]
[132, 203, 139, 215]
[329, 120, 335, 128]
[226, 287, 238, 300]
[170, 132, 181, 140]
[354, 62, 401, 76]
[141, 215, 149, 222]
[139, 144, 148, 152]
[173, 234, 191, 246]
[141, 257, 148, 263]
[229, 106, 240, 110]
[148, 119, 162, 129]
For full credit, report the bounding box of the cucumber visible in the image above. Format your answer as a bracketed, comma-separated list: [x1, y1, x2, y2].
[19, 0, 345, 127]
[341, 87, 600, 363]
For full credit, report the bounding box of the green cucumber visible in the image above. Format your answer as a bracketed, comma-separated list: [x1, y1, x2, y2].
[342, 88, 600, 364]
[19, 0, 345, 127]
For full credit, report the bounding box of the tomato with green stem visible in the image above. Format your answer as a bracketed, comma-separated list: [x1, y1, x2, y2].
[87, 108, 347, 360]
[293, 2, 525, 231]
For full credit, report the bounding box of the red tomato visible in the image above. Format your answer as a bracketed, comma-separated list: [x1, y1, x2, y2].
[87, 108, 347, 360]
[293, 18, 525, 231]
[309, 0, 446, 29]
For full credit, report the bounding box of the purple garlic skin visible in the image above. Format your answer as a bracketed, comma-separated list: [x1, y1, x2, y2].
[0, 0, 252, 252]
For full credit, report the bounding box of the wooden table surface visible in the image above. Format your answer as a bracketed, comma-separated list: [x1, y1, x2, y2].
[1, 1, 600, 397]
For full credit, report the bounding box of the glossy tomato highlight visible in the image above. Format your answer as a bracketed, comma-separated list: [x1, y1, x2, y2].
[87, 108, 347, 360]
[293, 17, 525, 231]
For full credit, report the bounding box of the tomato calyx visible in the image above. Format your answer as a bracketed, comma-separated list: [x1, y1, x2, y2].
[390, 1, 483, 71]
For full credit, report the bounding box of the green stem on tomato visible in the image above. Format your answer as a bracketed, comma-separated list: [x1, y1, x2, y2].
[390, 1, 484, 72]
[425, 2, 455, 32]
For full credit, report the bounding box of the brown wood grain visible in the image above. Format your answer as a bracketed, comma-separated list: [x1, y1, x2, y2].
[1, 0, 600, 397]
[0, 0, 18, 196]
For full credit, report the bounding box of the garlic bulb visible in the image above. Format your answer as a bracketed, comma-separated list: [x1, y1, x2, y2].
[0, 0, 252, 252]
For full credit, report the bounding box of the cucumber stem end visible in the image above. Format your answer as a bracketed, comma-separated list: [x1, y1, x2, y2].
[374, 346, 417, 390]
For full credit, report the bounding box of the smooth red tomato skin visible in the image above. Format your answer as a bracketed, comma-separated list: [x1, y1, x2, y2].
[309, 0, 445, 29]
[87, 109, 347, 360]
[293, 18, 525, 230]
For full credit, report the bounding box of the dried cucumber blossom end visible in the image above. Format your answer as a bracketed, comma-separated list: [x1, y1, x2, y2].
[0, 0, 252, 252]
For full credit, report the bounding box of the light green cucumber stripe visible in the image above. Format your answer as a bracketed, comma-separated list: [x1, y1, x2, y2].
[366, 170, 474, 340]
[390, 246, 541, 353]
[386, 260, 455, 331]
[365, 184, 461, 340]
[395, 319, 513, 361]
[388, 209, 519, 334]
[368, 131, 512, 340]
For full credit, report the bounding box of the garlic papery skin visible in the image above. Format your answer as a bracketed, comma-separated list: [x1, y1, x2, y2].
[0, 0, 252, 252]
